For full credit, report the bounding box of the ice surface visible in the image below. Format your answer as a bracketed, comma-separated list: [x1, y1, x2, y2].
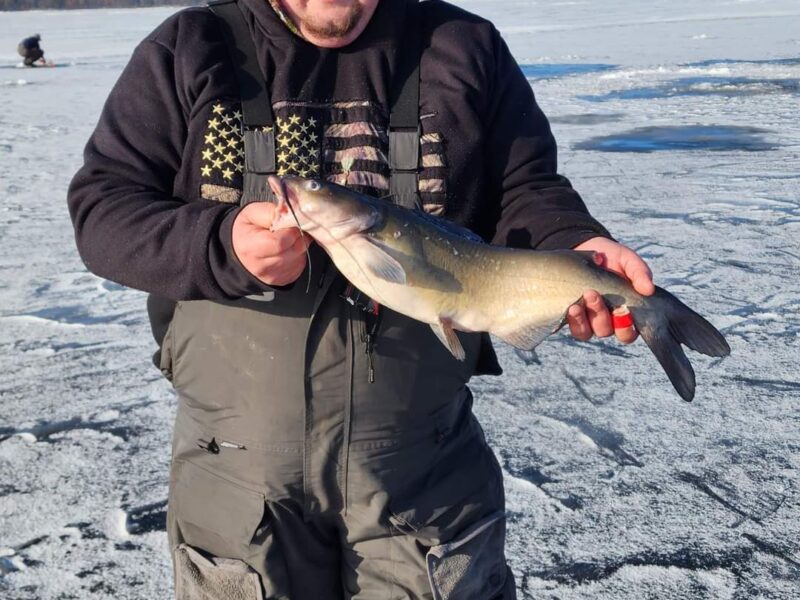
[1, 2, 799, 599]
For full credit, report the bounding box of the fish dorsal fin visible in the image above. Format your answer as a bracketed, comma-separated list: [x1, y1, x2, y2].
[354, 237, 407, 284]
[430, 318, 466, 361]
[496, 309, 570, 351]
[405, 208, 485, 244]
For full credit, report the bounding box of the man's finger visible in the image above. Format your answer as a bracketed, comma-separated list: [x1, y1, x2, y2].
[282, 232, 312, 261]
[240, 202, 278, 230]
[629, 266, 655, 296]
[567, 304, 593, 341]
[249, 228, 303, 258]
[583, 290, 613, 337]
[612, 306, 638, 344]
[619, 251, 655, 296]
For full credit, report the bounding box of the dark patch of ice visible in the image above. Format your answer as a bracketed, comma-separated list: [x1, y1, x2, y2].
[516, 465, 560, 487]
[64, 522, 107, 541]
[678, 472, 762, 526]
[0, 415, 136, 443]
[124, 499, 167, 535]
[23, 306, 115, 326]
[728, 375, 800, 393]
[513, 348, 540, 365]
[100, 280, 126, 292]
[741, 534, 800, 569]
[0, 557, 20, 576]
[500, 449, 582, 511]
[561, 368, 616, 406]
[575, 125, 776, 153]
[520, 63, 617, 80]
[549, 113, 625, 125]
[0, 484, 26, 497]
[76, 562, 118, 579]
[531, 545, 755, 584]
[682, 57, 800, 68]
[579, 77, 799, 102]
[114, 541, 141, 551]
[15, 536, 49, 552]
[557, 416, 644, 467]
[87, 581, 116, 594]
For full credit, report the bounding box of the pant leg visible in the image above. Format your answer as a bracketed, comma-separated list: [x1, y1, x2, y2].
[341, 396, 516, 599]
[23, 48, 43, 66]
[167, 458, 343, 600]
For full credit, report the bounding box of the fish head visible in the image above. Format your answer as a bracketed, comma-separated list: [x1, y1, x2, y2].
[269, 176, 383, 244]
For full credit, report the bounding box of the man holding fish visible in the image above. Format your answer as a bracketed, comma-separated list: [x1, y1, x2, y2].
[68, 0, 725, 598]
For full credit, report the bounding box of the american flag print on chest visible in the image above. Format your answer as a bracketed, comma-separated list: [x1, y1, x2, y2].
[199, 100, 448, 214]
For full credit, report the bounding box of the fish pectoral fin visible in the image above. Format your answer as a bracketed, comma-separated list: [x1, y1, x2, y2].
[430, 319, 466, 361]
[355, 237, 407, 284]
[496, 312, 567, 351]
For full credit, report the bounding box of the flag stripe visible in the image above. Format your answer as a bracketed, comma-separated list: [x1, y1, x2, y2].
[420, 179, 446, 193]
[326, 171, 390, 190]
[325, 121, 385, 139]
[324, 146, 387, 164]
[422, 154, 446, 167]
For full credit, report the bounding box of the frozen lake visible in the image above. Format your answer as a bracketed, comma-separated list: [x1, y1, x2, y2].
[1, 1, 799, 598]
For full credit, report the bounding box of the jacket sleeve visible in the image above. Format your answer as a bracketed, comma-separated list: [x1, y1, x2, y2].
[484, 29, 612, 250]
[67, 38, 270, 301]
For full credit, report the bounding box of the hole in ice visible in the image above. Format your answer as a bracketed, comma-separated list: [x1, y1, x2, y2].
[579, 77, 799, 102]
[575, 125, 776, 153]
[520, 63, 617, 80]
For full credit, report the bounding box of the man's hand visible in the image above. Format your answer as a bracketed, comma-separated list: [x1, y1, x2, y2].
[231, 202, 310, 287]
[567, 237, 655, 344]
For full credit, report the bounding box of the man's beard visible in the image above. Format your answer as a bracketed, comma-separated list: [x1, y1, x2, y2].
[302, 4, 364, 40]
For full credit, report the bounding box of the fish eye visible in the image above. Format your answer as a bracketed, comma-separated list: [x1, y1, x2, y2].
[308, 181, 321, 192]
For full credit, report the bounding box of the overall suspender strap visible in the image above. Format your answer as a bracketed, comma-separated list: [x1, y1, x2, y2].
[388, 0, 422, 210]
[209, 0, 276, 204]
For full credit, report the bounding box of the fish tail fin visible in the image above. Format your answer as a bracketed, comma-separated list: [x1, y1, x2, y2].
[630, 286, 730, 402]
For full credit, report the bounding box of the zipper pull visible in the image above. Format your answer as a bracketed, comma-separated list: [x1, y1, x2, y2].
[367, 350, 375, 384]
[363, 330, 375, 383]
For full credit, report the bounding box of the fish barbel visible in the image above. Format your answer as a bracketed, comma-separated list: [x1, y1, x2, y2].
[268, 176, 730, 401]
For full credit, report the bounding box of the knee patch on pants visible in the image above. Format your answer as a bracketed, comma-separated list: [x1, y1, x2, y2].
[168, 460, 291, 599]
[175, 544, 264, 600]
[425, 512, 511, 600]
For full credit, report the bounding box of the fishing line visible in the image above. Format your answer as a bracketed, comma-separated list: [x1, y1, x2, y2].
[280, 188, 313, 294]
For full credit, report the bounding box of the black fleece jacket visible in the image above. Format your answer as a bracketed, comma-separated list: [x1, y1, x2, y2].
[68, 0, 610, 307]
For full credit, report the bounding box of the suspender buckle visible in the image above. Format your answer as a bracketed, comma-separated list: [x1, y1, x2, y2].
[388, 127, 421, 210]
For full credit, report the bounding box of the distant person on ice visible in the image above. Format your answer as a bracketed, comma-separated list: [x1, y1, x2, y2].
[17, 34, 46, 67]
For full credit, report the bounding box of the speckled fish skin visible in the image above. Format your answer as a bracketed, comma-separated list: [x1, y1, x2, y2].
[270, 176, 730, 401]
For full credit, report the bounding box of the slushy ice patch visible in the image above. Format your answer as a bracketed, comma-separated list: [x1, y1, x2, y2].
[575, 126, 775, 153]
[580, 77, 800, 102]
[520, 63, 617, 80]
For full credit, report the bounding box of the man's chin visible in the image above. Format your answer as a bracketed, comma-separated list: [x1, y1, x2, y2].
[302, 6, 363, 41]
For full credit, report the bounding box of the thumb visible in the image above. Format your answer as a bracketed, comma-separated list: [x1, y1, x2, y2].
[619, 250, 655, 296]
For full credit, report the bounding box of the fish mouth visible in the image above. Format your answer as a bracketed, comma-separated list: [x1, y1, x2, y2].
[268, 175, 308, 232]
[267, 175, 383, 243]
[268, 174, 294, 212]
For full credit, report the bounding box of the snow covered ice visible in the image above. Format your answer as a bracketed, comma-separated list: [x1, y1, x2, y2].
[1, 1, 799, 598]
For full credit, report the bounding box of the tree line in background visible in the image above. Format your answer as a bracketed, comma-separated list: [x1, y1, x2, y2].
[1, 0, 202, 9]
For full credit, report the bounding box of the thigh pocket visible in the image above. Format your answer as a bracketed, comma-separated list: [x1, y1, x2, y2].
[171, 460, 266, 559]
[426, 512, 507, 600]
[175, 544, 264, 600]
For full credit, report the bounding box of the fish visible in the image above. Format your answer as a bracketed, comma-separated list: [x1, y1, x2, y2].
[268, 175, 730, 401]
